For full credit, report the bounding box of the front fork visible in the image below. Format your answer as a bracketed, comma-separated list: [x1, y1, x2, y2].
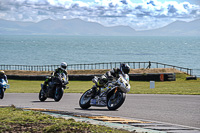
[110, 87, 118, 100]
[55, 86, 60, 95]
[114, 87, 118, 96]
[55, 86, 63, 94]
[41, 84, 48, 97]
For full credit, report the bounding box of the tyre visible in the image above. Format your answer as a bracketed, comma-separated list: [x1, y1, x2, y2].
[0, 88, 4, 99]
[39, 89, 47, 102]
[79, 89, 92, 109]
[54, 87, 63, 102]
[107, 91, 126, 110]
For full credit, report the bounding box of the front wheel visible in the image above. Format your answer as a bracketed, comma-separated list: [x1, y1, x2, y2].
[0, 88, 4, 99]
[54, 87, 64, 102]
[107, 91, 126, 110]
[39, 89, 47, 102]
[79, 89, 92, 109]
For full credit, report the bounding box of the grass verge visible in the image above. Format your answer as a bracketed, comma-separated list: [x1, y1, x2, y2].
[5, 74, 200, 95]
[0, 106, 130, 133]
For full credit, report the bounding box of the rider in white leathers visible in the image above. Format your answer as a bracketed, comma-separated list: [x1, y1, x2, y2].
[91, 63, 130, 97]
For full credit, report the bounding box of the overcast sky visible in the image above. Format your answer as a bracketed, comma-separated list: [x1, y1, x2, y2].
[0, 0, 200, 30]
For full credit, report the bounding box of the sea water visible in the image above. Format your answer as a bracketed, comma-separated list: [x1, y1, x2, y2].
[0, 35, 200, 76]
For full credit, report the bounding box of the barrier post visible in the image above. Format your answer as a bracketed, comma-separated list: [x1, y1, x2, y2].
[150, 81, 155, 89]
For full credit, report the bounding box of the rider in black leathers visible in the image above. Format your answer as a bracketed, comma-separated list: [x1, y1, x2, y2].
[42, 62, 68, 90]
[91, 63, 130, 97]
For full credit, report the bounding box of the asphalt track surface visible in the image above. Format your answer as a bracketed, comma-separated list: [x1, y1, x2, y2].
[0, 93, 200, 129]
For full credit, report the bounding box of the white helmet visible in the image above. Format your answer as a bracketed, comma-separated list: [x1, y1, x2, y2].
[60, 62, 67, 70]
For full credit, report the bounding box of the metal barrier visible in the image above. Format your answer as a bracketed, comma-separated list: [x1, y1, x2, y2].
[0, 61, 193, 75]
[0, 65, 59, 71]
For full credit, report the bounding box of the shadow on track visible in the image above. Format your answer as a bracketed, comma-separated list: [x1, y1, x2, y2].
[75, 108, 118, 111]
[31, 101, 55, 103]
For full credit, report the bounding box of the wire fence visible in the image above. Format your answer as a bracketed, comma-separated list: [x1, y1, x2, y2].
[0, 61, 193, 76]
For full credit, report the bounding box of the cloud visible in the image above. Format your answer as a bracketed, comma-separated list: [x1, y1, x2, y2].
[0, 0, 199, 30]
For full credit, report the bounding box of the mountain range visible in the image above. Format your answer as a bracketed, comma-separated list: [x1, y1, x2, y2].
[0, 18, 199, 36]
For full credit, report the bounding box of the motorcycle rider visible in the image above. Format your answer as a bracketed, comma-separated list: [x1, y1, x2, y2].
[42, 62, 68, 90]
[91, 63, 130, 97]
[0, 71, 8, 83]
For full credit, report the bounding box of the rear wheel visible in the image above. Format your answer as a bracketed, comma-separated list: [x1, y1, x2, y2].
[107, 91, 126, 110]
[54, 87, 63, 102]
[0, 88, 4, 99]
[79, 89, 92, 109]
[39, 89, 47, 102]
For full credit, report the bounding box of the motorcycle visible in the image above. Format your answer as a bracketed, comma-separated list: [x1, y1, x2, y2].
[0, 78, 10, 99]
[79, 74, 130, 110]
[39, 73, 68, 102]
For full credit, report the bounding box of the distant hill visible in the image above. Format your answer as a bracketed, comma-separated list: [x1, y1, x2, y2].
[0, 18, 199, 36]
[138, 19, 200, 36]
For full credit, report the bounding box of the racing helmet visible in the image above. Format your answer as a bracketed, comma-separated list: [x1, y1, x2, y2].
[0, 70, 5, 77]
[120, 63, 130, 74]
[60, 62, 67, 70]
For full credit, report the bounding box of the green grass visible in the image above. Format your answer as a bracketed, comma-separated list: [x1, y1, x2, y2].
[129, 74, 200, 95]
[0, 106, 130, 133]
[5, 74, 200, 95]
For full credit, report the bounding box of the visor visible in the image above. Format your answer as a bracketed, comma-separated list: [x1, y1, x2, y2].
[62, 66, 67, 69]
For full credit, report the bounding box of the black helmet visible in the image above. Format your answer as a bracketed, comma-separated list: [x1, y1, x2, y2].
[120, 63, 130, 74]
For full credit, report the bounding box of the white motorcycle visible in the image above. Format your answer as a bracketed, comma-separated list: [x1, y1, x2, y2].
[79, 74, 130, 110]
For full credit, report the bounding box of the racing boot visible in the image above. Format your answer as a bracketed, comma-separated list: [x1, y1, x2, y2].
[91, 85, 98, 98]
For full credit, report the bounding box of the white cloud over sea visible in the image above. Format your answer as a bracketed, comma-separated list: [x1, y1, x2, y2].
[0, 0, 200, 30]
